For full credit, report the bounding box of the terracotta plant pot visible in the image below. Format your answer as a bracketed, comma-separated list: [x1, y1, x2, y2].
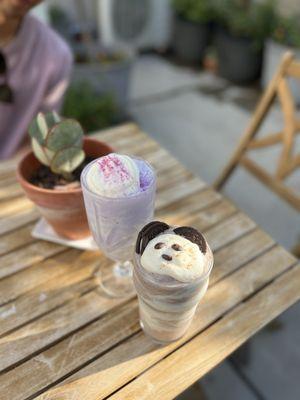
[17, 137, 113, 240]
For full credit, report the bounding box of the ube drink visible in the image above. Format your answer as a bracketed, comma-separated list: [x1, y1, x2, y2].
[81, 153, 156, 262]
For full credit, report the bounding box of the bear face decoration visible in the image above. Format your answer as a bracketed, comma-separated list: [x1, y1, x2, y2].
[135, 221, 207, 256]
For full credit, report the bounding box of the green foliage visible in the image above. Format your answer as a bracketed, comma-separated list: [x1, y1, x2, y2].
[49, 6, 70, 29]
[62, 81, 118, 133]
[215, 0, 277, 47]
[172, 0, 215, 23]
[29, 112, 85, 180]
[271, 14, 300, 48]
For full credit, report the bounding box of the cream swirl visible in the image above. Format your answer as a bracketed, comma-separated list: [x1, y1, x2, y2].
[86, 153, 140, 198]
[140, 233, 208, 282]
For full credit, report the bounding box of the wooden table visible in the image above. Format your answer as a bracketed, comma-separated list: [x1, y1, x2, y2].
[0, 123, 299, 400]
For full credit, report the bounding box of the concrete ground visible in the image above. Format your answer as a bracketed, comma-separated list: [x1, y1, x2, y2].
[128, 55, 300, 400]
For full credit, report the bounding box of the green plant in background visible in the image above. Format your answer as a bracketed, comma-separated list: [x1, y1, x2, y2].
[48, 5, 71, 38]
[62, 81, 118, 133]
[49, 5, 71, 34]
[29, 112, 85, 180]
[172, 0, 215, 23]
[49, 6, 69, 27]
[215, 0, 277, 47]
[271, 15, 300, 48]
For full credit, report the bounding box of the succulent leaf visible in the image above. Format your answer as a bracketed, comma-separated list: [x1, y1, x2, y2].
[29, 113, 47, 145]
[50, 147, 85, 175]
[44, 111, 61, 127]
[31, 138, 51, 166]
[29, 112, 61, 145]
[46, 119, 84, 152]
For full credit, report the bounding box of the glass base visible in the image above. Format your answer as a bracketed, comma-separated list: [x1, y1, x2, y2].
[94, 260, 135, 298]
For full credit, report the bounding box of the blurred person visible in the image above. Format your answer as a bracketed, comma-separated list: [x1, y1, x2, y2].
[0, 0, 73, 159]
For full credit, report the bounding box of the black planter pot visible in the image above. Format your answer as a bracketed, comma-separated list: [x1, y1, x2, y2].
[215, 26, 263, 84]
[173, 15, 211, 64]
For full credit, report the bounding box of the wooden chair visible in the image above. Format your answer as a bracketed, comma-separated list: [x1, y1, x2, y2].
[214, 51, 300, 214]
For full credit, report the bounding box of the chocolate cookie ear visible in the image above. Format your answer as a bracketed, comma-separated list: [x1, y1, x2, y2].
[173, 226, 207, 254]
[136, 221, 169, 255]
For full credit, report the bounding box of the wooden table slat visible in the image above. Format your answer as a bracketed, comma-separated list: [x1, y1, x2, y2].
[0, 208, 39, 237]
[0, 180, 23, 201]
[0, 249, 81, 306]
[0, 253, 102, 337]
[0, 224, 36, 258]
[0, 240, 66, 280]
[0, 196, 33, 220]
[211, 228, 274, 285]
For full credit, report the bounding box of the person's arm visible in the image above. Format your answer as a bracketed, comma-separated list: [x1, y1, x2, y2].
[14, 43, 73, 158]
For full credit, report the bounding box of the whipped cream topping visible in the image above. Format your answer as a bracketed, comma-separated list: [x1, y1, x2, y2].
[86, 153, 140, 198]
[140, 233, 207, 282]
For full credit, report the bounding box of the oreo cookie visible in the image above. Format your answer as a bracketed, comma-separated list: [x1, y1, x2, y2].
[136, 221, 169, 255]
[173, 226, 207, 254]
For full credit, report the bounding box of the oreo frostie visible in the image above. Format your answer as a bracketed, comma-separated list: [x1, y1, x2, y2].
[133, 221, 213, 343]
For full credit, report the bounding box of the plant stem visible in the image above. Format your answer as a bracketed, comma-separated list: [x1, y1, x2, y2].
[62, 172, 74, 182]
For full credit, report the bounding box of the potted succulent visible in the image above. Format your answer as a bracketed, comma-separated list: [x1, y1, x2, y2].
[215, 0, 275, 84]
[17, 112, 113, 240]
[262, 14, 300, 104]
[172, 0, 215, 64]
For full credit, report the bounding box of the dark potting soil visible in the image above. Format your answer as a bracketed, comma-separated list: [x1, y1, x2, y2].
[30, 156, 94, 190]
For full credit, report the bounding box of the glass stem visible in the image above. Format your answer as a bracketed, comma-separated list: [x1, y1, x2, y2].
[113, 261, 133, 278]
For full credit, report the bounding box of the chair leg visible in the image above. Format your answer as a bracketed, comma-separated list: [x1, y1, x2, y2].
[214, 159, 239, 190]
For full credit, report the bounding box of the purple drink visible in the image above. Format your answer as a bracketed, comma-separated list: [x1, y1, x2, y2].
[81, 154, 156, 296]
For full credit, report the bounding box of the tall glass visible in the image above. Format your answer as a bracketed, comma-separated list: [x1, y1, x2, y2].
[81, 157, 156, 297]
[133, 243, 213, 344]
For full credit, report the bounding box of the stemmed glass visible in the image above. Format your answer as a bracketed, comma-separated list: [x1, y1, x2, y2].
[81, 157, 156, 297]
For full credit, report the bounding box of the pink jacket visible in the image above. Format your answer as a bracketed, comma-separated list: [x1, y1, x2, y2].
[0, 14, 73, 159]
